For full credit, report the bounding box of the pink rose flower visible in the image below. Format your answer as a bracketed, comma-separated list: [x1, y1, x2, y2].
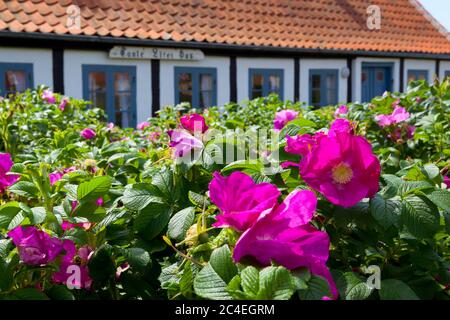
[137, 121, 150, 130]
[42, 90, 56, 104]
[375, 107, 410, 127]
[96, 197, 104, 206]
[49, 172, 63, 185]
[52, 242, 93, 290]
[300, 124, 381, 207]
[285, 134, 315, 156]
[7, 226, 63, 266]
[0, 153, 19, 192]
[167, 129, 203, 158]
[80, 128, 96, 140]
[328, 118, 353, 137]
[209, 171, 281, 232]
[58, 97, 68, 111]
[274, 110, 299, 130]
[232, 190, 338, 299]
[61, 221, 92, 231]
[334, 105, 348, 117]
[443, 176, 450, 189]
[180, 114, 209, 134]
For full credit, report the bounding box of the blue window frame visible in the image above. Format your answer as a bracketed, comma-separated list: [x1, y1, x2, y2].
[174, 67, 217, 108]
[0, 63, 33, 96]
[407, 70, 428, 83]
[361, 62, 393, 102]
[82, 65, 136, 128]
[249, 69, 284, 100]
[444, 71, 450, 79]
[309, 69, 339, 107]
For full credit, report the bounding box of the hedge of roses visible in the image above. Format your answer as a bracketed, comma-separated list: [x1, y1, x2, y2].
[0, 80, 449, 300]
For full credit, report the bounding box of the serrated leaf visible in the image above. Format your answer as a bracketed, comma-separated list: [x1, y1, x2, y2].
[77, 176, 111, 201]
[134, 205, 171, 241]
[194, 264, 232, 300]
[379, 279, 419, 300]
[426, 190, 450, 213]
[87, 244, 116, 282]
[188, 191, 210, 207]
[125, 248, 150, 272]
[122, 183, 164, 211]
[167, 207, 195, 241]
[257, 266, 294, 300]
[8, 181, 39, 198]
[46, 285, 75, 300]
[401, 196, 439, 239]
[209, 245, 238, 284]
[0, 202, 21, 229]
[337, 272, 373, 300]
[370, 194, 401, 228]
[298, 275, 332, 300]
[240, 266, 260, 298]
[30, 207, 46, 224]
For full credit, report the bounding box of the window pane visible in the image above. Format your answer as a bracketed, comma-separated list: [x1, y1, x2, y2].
[178, 72, 192, 91]
[312, 74, 321, 88]
[408, 73, 415, 82]
[327, 90, 337, 105]
[88, 72, 106, 110]
[179, 91, 192, 104]
[325, 73, 336, 90]
[376, 70, 384, 81]
[251, 74, 263, 91]
[200, 90, 213, 108]
[114, 72, 132, 128]
[418, 72, 426, 80]
[311, 89, 321, 105]
[362, 71, 368, 82]
[268, 75, 280, 93]
[251, 90, 263, 99]
[5, 70, 27, 93]
[200, 74, 213, 91]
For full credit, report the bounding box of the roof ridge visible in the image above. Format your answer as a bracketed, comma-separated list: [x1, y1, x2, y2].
[408, 0, 450, 41]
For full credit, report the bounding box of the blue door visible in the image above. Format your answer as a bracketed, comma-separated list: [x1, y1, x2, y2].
[361, 63, 393, 102]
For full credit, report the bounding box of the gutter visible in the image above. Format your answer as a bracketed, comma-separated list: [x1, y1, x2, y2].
[1, 31, 450, 60]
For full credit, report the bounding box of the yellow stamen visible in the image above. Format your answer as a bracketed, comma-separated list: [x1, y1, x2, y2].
[332, 163, 353, 184]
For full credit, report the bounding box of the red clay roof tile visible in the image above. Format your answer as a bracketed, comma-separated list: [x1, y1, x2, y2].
[0, 0, 448, 54]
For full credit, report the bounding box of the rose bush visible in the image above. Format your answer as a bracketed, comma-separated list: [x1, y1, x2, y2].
[0, 80, 448, 300]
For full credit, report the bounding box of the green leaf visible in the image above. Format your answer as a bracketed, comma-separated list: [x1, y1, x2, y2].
[87, 244, 116, 282]
[337, 272, 373, 300]
[379, 279, 419, 300]
[370, 194, 401, 228]
[256, 266, 294, 300]
[0, 202, 22, 229]
[134, 205, 171, 241]
[30, 207, 46, 224]
[209, 245, 238, 284]
[10, 288, 49, 300]
[125, 248, 150, 272]
[401, 196, 439, 239]
[194, 264, 232, 300]
[77, 176, 111, 202]
[221, 160, 263, 175]
[122, 183, 164, 211]
[240, 266, 260, 298]
[151, 168, 173, 199]
[188, 191, 211, 207]
[426, 190, 450, 213]
[298, 275, 332, 300]
[46, 285, 75, 300]
[8, 181, 39, 198]
[167, 207, 195, 241]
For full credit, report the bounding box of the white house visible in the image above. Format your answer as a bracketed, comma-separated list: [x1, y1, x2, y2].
[0, 0, 449, 127]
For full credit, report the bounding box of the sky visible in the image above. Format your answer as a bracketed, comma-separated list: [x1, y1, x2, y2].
[417, 0, 450, 32]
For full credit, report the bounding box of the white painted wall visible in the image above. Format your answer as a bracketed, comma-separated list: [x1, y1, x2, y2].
[160, 56, 230, 107]
[403, 59, 436, 90]
[352, 57, 400, 102]
[236, 57, 294, 102]
[0, 47, 53, 89]
[439, 60, 450, 80]
[299, 58, 348, 105]
[64, 50, 152, 123]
